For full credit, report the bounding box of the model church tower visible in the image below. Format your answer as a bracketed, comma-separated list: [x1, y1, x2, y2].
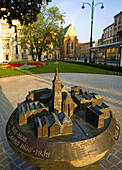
[53, 66, 62, 113]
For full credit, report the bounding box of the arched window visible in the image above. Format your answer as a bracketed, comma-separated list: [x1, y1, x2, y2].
[66, 42, 69, 55]
[71, 42, 73, 50]
[68, 104, 70, 117]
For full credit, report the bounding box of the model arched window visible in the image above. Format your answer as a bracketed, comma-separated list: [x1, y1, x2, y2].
[71, 42, 73, 49]
[66, 42, 69, 55]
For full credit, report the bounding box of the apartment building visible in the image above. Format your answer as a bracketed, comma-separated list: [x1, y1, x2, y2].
[78, 41, 97, 58]
[102, 23, 114, 44]
[0, 19, 33, 64]
[0, 20, 20, 63]
[113, 11, 122, 42]
[100, 11, 122, 45]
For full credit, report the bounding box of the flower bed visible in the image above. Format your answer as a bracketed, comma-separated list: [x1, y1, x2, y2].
[7, 63, 24, 69]
[1, 62, 44, 69]
[28, 62, 44, 66]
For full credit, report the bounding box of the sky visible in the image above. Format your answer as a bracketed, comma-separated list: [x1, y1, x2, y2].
[48, 0, 122, 43]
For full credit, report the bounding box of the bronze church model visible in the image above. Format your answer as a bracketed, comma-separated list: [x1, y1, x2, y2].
[6, 66, 120, 169]
[17, 67, 75, 138]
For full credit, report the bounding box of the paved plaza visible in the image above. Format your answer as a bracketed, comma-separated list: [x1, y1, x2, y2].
[0, 73, 122, 170]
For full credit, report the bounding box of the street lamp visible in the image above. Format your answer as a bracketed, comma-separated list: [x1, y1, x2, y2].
[81, 0, 104, 63]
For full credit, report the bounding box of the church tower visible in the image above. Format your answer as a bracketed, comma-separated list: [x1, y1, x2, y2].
[53, 65, 62, 113]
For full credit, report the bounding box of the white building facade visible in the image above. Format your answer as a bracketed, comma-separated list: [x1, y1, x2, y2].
[0, 19, 33, 64]
[0, 20, 21, 64]
[113, 11, 122, 42]
[103, 24, 114, 44]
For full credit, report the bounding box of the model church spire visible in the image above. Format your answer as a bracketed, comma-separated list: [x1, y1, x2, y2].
[53, 62, 62, 113]
[54, 63, 60, 80]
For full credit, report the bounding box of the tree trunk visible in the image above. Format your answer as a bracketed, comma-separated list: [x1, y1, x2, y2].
[30, 43, 35, 61]
[32, 53, 35, 61]
[38, 50, 42, 61]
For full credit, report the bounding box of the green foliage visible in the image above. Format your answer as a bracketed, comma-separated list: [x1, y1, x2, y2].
[63, 60, 122, 72]
[0, 0, 52, 27]
[18, 3, 65, 61]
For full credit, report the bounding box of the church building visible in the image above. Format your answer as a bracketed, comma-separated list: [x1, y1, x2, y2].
[60, 24, 78, 59]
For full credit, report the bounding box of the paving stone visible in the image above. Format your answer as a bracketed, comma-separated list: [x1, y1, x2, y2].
[0, 165, 3, 169]
[109, 166, 119, 170]
[116, 151, 122, 160]
[3, 164, 11, 170]
[9, 153, 18, 160]
[2, 114, 8, 121]
[101, 159, 113, 169]
[0, 148, 4, 155]
[4, 145, 11, 152]
[116, 162, 122, 169]
[0, 115, 3, 124]
[7, 156, 12, 163]
[14, 167, 22, 170]
[0, 153, 7, 161]
[0, 157, 9, 166]
[103, 152, 110, 158]
[6, 148, 13, 155]
[113, 144, 121, 150]
[108, 155, 120, 165]
[116, 140, 122, 147]
[119, 148, 122, 152]
[0, 143, 4, 148]
[118, 136, 122, 141]
[110, 148, 117, 154]
[7, 162, 16, 169]
[99, 164, 106, 170]
[27, 167, 37, 170]
[21, 162, 32, 169]
[3, 141, 9, 146]
[14, 157, 25, 165]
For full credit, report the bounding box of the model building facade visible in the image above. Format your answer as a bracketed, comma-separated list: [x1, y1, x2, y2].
[71, 86, 110, 128]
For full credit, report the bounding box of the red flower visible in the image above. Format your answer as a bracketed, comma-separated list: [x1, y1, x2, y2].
[7, 63, 24, 69]
[28, 62, 43, 66]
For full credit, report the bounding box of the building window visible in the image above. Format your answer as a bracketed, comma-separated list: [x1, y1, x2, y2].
[119, 16, 121, 24]
[66, 42, 69, 55]
[2, 39, 10, 49]
[114, 18, 117, 26]
[110, 30, 112, 37]
[118, 26, 121, 32]
[104, 33, 106, 39]
[107, 32, 109, 38]
[71, 42, 73, 49]
[6, 55, 9, 60]
[1, 24, 9, 35]
[114, 28, 116, 34]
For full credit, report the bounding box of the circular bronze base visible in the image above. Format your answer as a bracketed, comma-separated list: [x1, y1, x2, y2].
[6, 109, 120, 169]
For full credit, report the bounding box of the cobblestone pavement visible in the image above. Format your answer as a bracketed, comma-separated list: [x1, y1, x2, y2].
[0, 73, 122, 170]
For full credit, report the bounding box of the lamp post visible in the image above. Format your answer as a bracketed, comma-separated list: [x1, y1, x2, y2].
[81, 0, 104, 63]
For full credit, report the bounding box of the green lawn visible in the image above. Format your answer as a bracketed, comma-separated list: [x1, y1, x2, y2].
[0, 61, 121, 78]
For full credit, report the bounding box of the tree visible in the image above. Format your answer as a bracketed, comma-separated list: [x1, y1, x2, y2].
[18, 2, 65, 61]
[18, 24, 36, 61]
[0, 0, 52, 27]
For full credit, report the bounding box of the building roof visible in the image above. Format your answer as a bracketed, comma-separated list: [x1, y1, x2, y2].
[55, 112, 72, 125]
[46, 113, 55, 127]
[114, 11, 122, 18]
[103, 23, 114, 31]
[78, 42, 82, 45]
[63, 24, 77, 37]
[89, 41, 122, 49]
